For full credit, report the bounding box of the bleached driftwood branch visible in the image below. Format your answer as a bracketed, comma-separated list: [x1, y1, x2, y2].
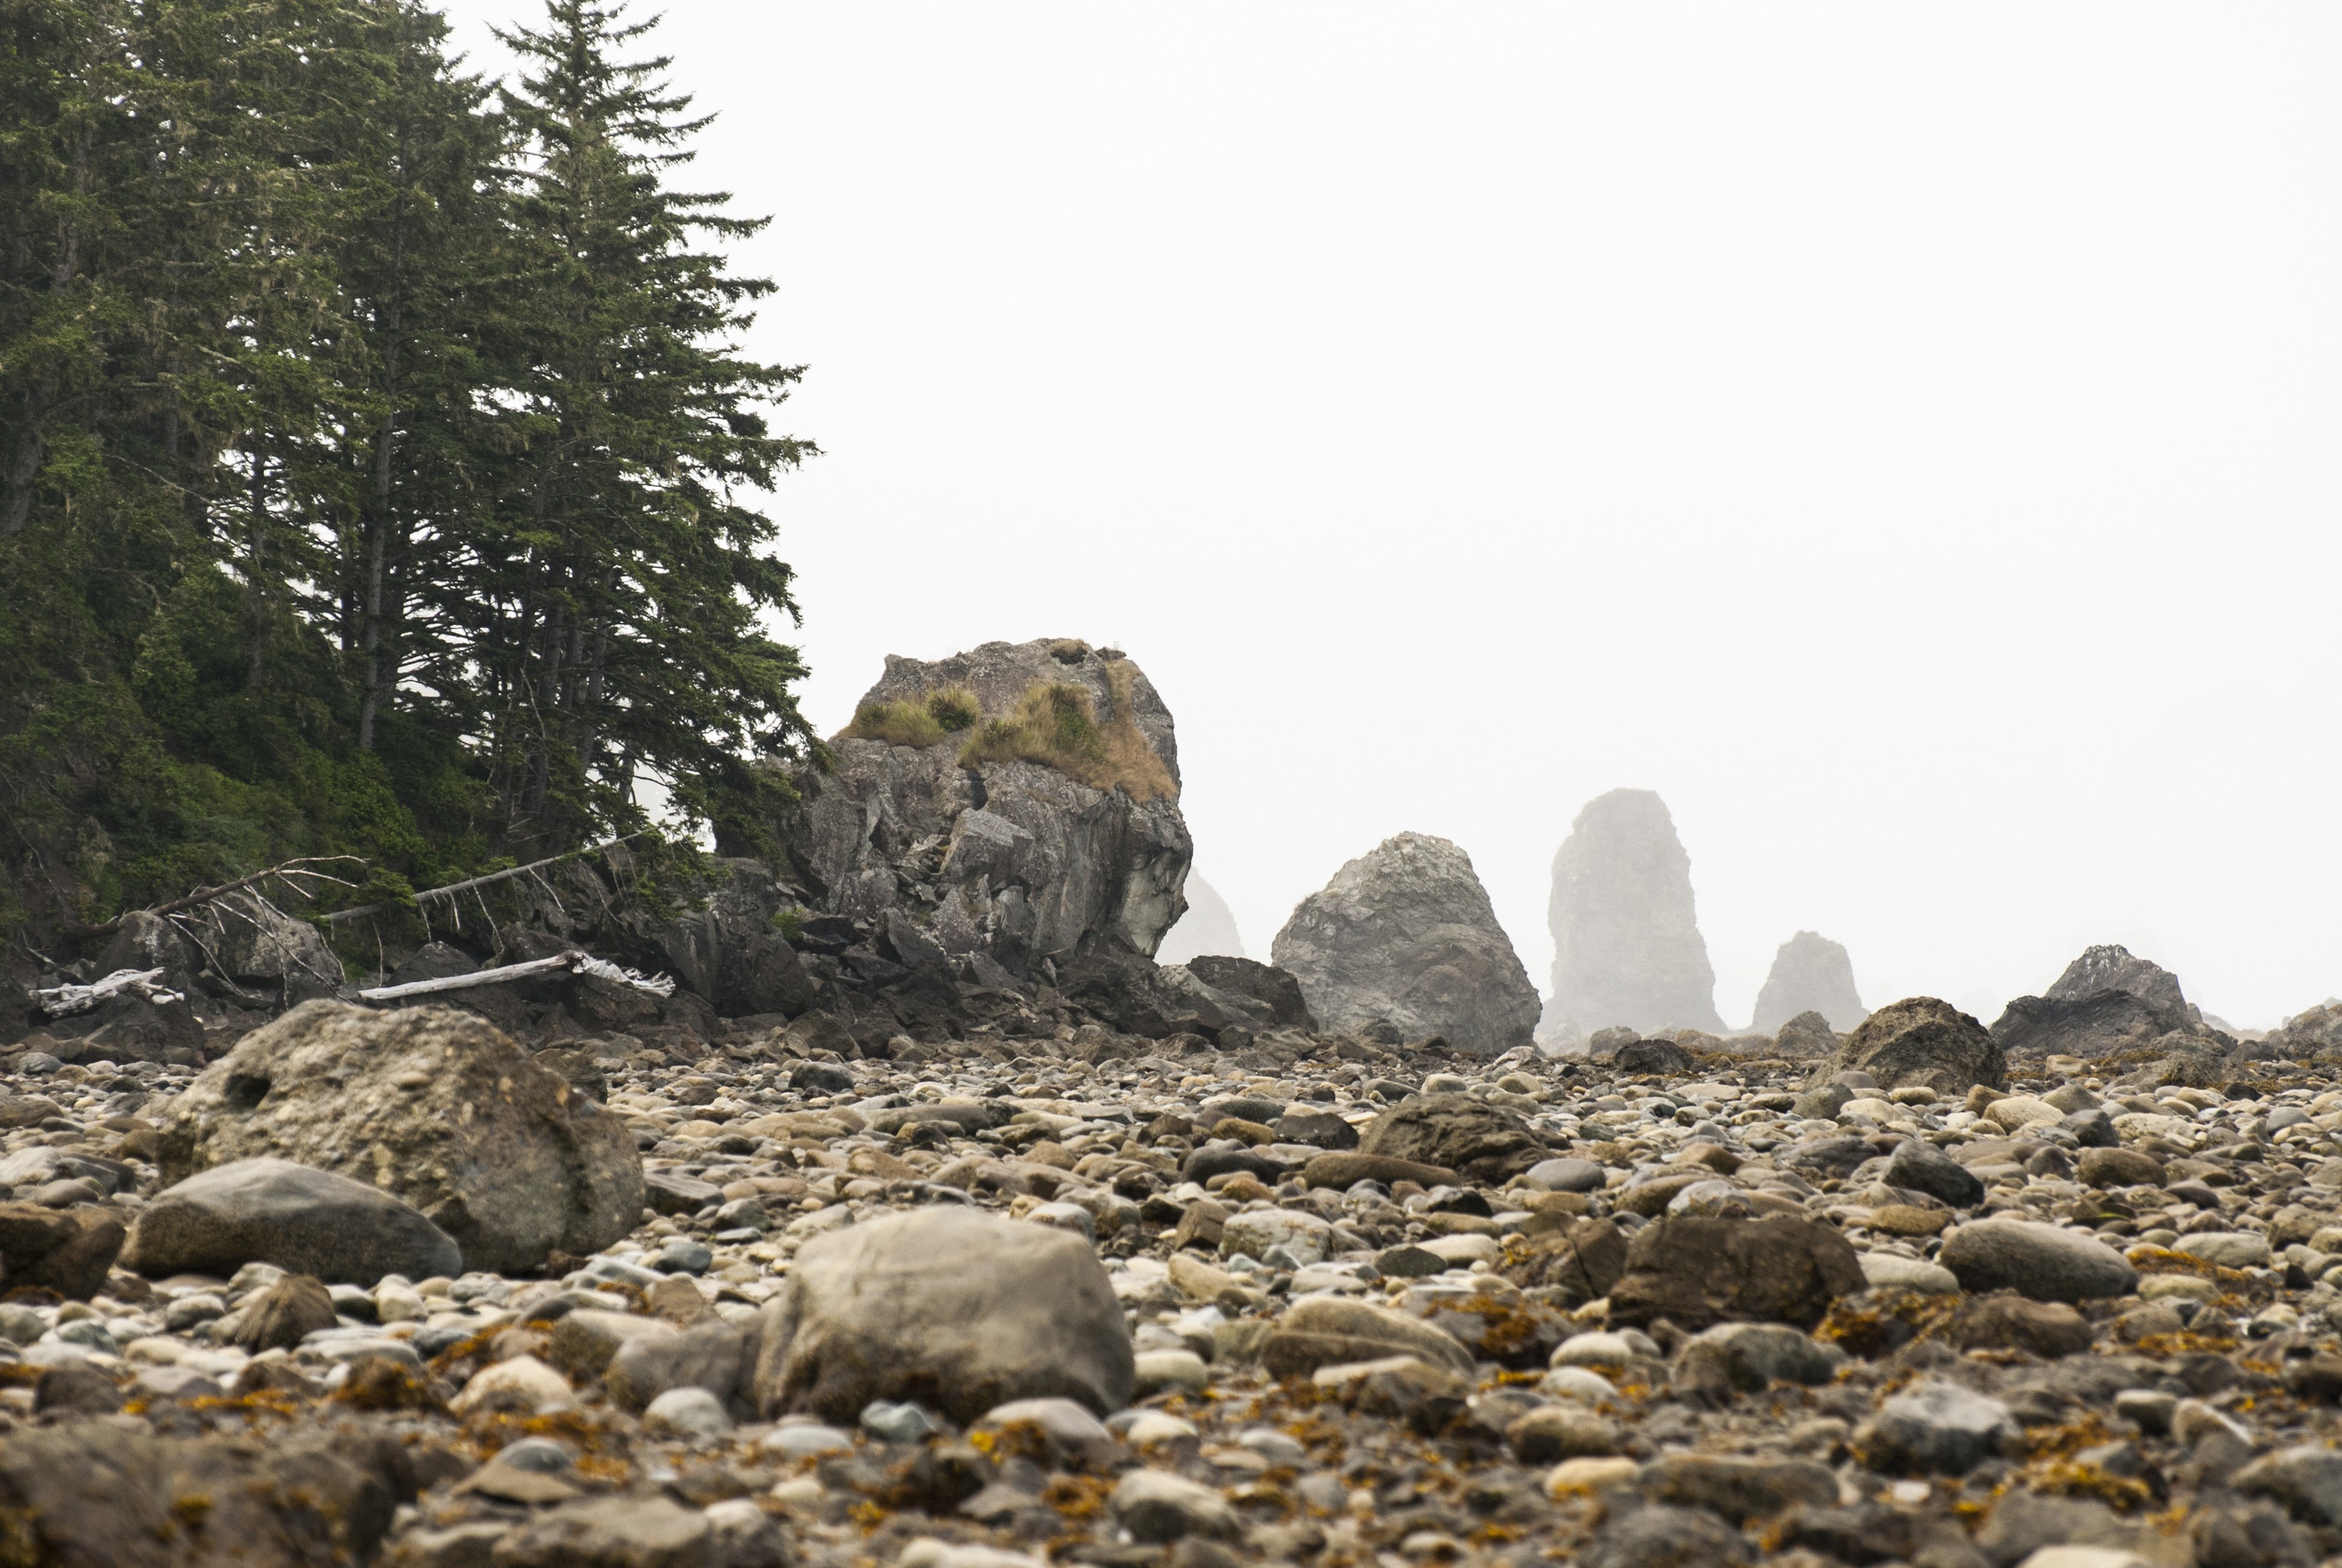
[36, 967, 185, 1016]
[71, 857, 364, 937]
[323, 834, 646, 925]
[356, 950, 674, 1004]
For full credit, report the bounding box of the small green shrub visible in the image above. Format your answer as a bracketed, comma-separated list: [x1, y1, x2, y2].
[925, 687, 981, 732]
[772, 907, 804, 941]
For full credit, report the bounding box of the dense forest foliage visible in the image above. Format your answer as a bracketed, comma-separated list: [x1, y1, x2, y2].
[0, 0, 817, 955]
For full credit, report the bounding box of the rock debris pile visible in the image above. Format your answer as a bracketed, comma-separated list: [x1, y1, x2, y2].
[0, 976, 2332, 1568]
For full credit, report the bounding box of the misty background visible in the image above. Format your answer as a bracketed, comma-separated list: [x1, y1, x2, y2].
[438, 2, 2342, 1029]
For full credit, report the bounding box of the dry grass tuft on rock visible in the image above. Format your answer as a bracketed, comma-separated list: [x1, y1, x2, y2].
[846, 669, 1177, 802]
[841, 685, 984, 748]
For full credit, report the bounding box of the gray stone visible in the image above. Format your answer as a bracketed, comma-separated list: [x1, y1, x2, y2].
[1525, 1158, 1607, 1193]
[777, 639, 1191, 964]
[1607, 1214, 1866, 1331]
[1938, 1219, 2139, 1303]
[1749, 931, 1866, 1034]
[2062, 1108, 2118, 1147]
[751, 1206, 1133, 1423]
[488, 1496, 713, 1567]
[155, 1002, 644, 1275]
[1271, 833, 1539, 1055]
[1355, 1093, 1546, 1185]
[860, 1400, 940, 1444]
[1258, 1295, 1477, 1379]
[1583, 1504, 1750, 1568]
[1832, 997, 2005, 1094]
[642, 1387, 733, 1437]
[1183, 956, 1315, 1031]
[1543, 789, 1726, 1043]
[230, 1271, 338, 1352]
[1638, 1452, 1837, 1523]
[1110, 1469, 1240, 1543]
[1885, 1136, 1986, 1208]
[124, 1158, 462, 1286]
[605, 1320, 748, 1414]
[2176, 1232, 2272, 1269]
[2233, 1447, 2342, 1526]
[1858, 1381, 2019, 1475]
[1671, 1322, 1840, 1393]
[0, 1201, 124, 1299]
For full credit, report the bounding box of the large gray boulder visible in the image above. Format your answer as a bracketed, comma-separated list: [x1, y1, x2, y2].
[1991, 944, 2229, 1063]
[1543, 790, 1724, 1042]
[751, 1206, 1134, 1422]
[124, 1157, 462, 1285]
[1270, 833, 1538, 1055]
[1938, 1219, 2138, 1303]
[155, 1002, 643, 1274]
[777, 639, 1191, 965]
[1749, 931, 1866, 1034]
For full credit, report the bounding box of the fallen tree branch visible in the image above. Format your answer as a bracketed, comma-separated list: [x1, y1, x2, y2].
[70, 857, 366, 939]
[36, 967, 185, 1016]
[356, 949, 674, 1004]
[323, 834, 647, 926]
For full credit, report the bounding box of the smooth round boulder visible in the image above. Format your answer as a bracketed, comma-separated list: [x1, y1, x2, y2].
[123, 1158, 462, 1286]
[751, 1206, 1133, 1424]
[2076, 1147, 2164, 1188]
[1938, 1219, 2137, 1304]
[1525, 1158, 1607, 1193]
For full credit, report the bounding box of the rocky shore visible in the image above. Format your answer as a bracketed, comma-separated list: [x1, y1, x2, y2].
[0, 982, 2336, 1568]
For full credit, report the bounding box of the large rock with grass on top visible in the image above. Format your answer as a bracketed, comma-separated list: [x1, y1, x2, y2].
[751, 1206, 1134, 1423]
[778, 638, 1191, 966]
[1272, 833, 1540, 1055]
[154, 1002, 642, 1274]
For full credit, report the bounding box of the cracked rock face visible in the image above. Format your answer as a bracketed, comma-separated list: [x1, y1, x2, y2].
[1271, 833, 1539, 1057]
[778, 640, 1191, 968]
[1543, 789, 1725, 1044]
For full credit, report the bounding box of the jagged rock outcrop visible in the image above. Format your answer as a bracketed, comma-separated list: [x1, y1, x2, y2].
[1158, 874, 1244, 964]
[2047, 944, 2196, 1019]
[776, 639, 1191, 970]
[1271, 833, 1538, 1056]
[1749, 931, 1866, 1034]
[1542, 790, 1724, 1042]
[1991, 944, 2230, 1064]
[2266, 1003, 2342, 1060]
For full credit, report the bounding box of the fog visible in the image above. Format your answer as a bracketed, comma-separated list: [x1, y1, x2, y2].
[439, 2, 2342, 1029]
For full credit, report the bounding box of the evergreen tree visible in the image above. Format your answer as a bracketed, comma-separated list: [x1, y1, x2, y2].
[485, 0, 816, 857]
[0, 0, 817, 949]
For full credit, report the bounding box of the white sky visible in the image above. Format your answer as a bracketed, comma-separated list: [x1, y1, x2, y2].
[441, 2, 2342, 1030]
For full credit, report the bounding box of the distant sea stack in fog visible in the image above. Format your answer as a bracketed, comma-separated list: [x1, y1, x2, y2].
[1542, 789, 1724, 1042]
[1273, 833, 1540, 1055]
[1156, 874, 1244, 963]
[1749, 931, 1867, 1033]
